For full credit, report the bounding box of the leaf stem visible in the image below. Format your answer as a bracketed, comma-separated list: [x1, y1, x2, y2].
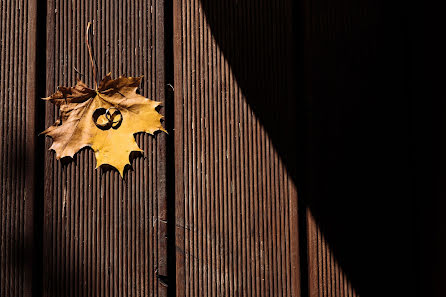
[86, 21, 98, 90]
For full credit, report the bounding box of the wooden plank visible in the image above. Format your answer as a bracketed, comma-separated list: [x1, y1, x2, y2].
[306, 210, 319, 297]
[0, 0, 36, 295]
[156, 1, 168, 296]
[24, 0, 38, 296]
[43, 1, 167, 296]
[172, 0, 300, 295]
[173, 0, 186, 294]
[302, 0, 407, 295]
[306, 214, 360, 297]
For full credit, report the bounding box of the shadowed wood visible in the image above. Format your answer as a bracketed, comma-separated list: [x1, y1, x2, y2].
[307, 211, 359, 297]
[0, 0, 36, 296]
[173, 0, 300, 296]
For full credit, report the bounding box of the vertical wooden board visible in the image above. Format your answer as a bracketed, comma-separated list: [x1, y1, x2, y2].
[302, 0, 364, 293]
[0, 0, 36, 296]
[43, 1, 167, 296]
[302, 0, 407, 295]
[173, 0, 300, 296]
[306, 212, 359, 297]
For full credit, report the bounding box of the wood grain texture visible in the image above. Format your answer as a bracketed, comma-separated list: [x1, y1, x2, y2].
[0, 0, 36, 296]
[302, 0, 385, 296]
[306, 211, 359, 297]
[173, 0, 300, 296]
[43, 1, 167, 296]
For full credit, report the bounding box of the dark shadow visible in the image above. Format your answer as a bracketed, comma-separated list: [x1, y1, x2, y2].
[198, 0, 299, 182]
[198, 0, 412, 296]
[33, 0, 47, 294]
[414, 4, 446, 296]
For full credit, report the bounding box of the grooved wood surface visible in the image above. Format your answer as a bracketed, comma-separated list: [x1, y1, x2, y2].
[173, 0, 300, 296]
[303, 0, 392, 296]
[307, 212, 359, 297]
[43, 1, 167, 296]
[0, 0, 35, 296]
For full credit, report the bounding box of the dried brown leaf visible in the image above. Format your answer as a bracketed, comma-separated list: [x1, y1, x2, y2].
[42, 73, 166, 176]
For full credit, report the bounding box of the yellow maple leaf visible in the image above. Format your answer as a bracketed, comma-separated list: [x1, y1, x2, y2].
[42, 73, 166, 176]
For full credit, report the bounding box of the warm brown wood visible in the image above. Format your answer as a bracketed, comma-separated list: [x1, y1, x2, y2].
[155, 2, 168, 297]
[306, 210, 319, 297]
[2, 1, 303, 296]
[24, 0, 37, 296]
[43, 1, 167, 297]
[302, 0, 405, 295]
[306, 212, 359, 297]
[173, 0, 186, 295]
[0, 0, 36, 296]
[173, 0, 300, 296]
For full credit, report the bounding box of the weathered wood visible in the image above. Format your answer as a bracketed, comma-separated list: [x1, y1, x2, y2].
[2, 1, 305, 296]
[0, 0, 36, 296]
[302, 0, 409, 295]
[306, 213, 360, 297]
[173, 0, 186, 295]
[173, 0, 300, 296]
[43, 1, 167, 296]
[24, 1, 38, 297]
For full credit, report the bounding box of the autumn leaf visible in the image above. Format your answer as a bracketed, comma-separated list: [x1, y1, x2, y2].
[42, 73, 166, 176]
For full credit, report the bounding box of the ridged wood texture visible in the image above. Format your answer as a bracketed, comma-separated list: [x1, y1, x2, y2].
[306, 212, 358, 297]
[304, 0, 372, 296]
[43, 1, 167, 297]
[0, 0, 36, 296]
[173, 0, 300, 296]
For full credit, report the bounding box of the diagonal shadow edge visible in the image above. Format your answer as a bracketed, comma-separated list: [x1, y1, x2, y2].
[197, 0, 411, 296]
